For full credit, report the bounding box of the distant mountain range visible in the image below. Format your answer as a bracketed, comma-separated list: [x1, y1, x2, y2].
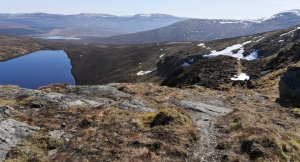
[0, 13, 184, 37]
[88, 9, 300, 44]
[2, 10, 300, 44]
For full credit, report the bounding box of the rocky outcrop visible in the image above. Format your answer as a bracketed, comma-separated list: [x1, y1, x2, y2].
[0, 84, 159, 161]
[0, 105, 40, 160]
[0, 119, 39, 161]
[161, 56, 238, 89]
[279, 67, 300, 103]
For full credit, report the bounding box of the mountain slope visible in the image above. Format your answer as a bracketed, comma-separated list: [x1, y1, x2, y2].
[1, 24, 298, 88]
[159, 25, 300, 90]
[89, 10, 300, 44]
[0, 13, 184, 37]
[1, 25, 300, 161]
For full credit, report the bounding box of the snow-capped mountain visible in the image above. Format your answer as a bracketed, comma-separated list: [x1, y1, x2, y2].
[90, 9, 300, 44]
[269, 9, 300, 19]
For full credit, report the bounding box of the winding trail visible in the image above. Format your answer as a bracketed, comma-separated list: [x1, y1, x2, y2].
[176, 100, 232, 161]
[237, 59, 243, 75]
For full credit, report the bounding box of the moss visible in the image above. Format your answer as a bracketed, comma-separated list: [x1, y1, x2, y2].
[10, 110, 27, 121]
[267, 137, 289, 161]
[241, 136, 291, 161]
[289, 138, 300, 151]
[5, 145, 44, 162]
[68, 105, 87, 115]
[76, 144, 92, 154]
[291, 108, 300, 117]
[0, 85, 19, 90]
[216, 141, 231, 150]
[0, 99, 17, 107]
[229, 123, 243, 131]
[140, 108, 191, 127]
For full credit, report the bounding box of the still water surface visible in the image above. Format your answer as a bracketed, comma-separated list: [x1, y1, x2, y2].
[0, 50, 75, 89]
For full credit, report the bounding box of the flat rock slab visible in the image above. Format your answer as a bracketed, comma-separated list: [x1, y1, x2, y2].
[177, 100, 232, 116]
[119, 99, 155, 112]
[0, 119, 39, 161]
[66, 85, 131, 99]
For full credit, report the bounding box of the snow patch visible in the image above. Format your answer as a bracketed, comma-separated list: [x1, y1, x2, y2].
[197, 43, 206, 47]
[159, 54, 165, 58]
[219, 21, 240, 24]
[246, 18, 265, 23]
[280, 27, 300, 38]
[137, 70, 152, 76]
[255, 37, 265, 42]
[181, 62, 191, 67]
[203, 41, 253, 60]
[197, 43, 211, 50]
[268, 10, 300, 19]
[137, 68, 157, 76]
[245, 50, 259, 60]
[135, 14, 152, 17]
[278, 9, 300, 16]
[231, 73, 250, 81]
[286, 9, 300, 16]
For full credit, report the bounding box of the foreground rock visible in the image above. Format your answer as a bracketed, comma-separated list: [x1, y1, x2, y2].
[0, 119, 39, 161]
[279, 67, 300, 104]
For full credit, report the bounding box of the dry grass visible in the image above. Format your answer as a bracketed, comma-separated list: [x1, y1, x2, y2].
[3, 82, 299, 161]
[52, 107, 197, 162]
[140, 107, 192, 127]
[0, 98, 17, 107]
[217, 88, 300, 161]
[4, 88, 198, 162]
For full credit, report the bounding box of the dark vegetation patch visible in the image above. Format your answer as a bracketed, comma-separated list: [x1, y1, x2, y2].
[162, 56, 238, 89]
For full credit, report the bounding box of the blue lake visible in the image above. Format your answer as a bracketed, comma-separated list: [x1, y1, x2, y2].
[0, 50, 75, 89]
[35, 36, 81, 40]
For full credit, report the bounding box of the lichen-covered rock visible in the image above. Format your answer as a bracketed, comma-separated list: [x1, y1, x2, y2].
[176, 100, 231, 116]
[0, 106, 13, 119]
[119, 99, 154, 112]
[65, 85, 132, 99]
[0, 119, 39, 160]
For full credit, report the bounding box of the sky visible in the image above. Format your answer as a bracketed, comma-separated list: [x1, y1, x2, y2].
[1, 0, 300, 19]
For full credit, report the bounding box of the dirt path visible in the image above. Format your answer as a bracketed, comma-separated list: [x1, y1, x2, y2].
[176, 100, 232, 161]
[237, 59, 243, 75]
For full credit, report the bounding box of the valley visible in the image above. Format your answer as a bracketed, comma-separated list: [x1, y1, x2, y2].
[0, 13, 184, 37]
[1, 8, 300, 162]
[2, 24, 299, 88]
